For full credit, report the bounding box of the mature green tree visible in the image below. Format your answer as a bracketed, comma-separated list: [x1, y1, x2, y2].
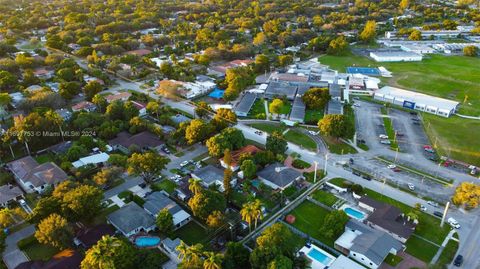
[156, 208, 174, 236]
[327, 36, 349, 55]
[399, 0, 410, 11]
[253, 32, 266, 46]
[302, 88, 330, 110]
[0, 70, 18, 91]
[463, 46, 478, 57]
[408, 30, 422, 41]
[223, 242, 251, 269]
[240, 160, 257, 180]
[188, 189, 226, 220]
[195, 101, 213, 119]
[254, 54, 270, 74]
[223, 168, 233, 199]
[29, 196, 62, 224]
[266, 131, 288, 155]
[93, 166, 123, 186]
[359, 20, 377, 43]
[319, 210, 349, 239]
[35, 213, 72, 249]
[318, 114, 350, 139]
[0, 93, 12, 107]
[269, 99, 284, 116]
[206, 210, 225, 229]
[92, 94, 107, 113]
[185, 119, 212, 145]
[206, 128, 245, 157]
[127, 151, 170, 183]
[177, 242, 204, 269]
[81, 235, 136, 269]
[83, 80, 103, 101]
[212, 108, 237, 130]
[204, 251, 223, 269]
[61, 185, 103, 221]
[250, 223, 296, 268]
[188, 178, 203, 195]
[267, 255, 293, 269]
[277, 55, 293, 67]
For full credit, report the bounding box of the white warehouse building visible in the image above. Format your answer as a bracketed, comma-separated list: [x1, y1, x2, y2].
[374, 86, 459, 117]
[370, 51, 422, 62]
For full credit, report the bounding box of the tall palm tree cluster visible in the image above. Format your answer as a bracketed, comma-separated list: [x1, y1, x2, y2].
[240, 199, 264, 232]
[176, 241, 223, 269]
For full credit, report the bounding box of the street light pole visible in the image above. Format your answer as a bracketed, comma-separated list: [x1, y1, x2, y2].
[314, 161, 318, 183]
[440, 201, 450, 227]
[323, 154, 329, 175]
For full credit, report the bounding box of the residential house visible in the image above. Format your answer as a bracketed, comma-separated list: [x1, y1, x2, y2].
[72, 152, 110, 169]
[257, 162, 303, 190]
[233, 92, 257, 117]
[15, 249, 83, 269]
[74, 224, 115, 249]
[25, 85, 43, 93]
[125, 49, 152, 57]
[106, 202, 156, 237]
[220, 145, 262, 171]
[131, 101, 147, 116]
[105, 92, 132, 103]
[358, 196, 416, 243]
[46, 141, 73, 155]
[335, 220, 403, 269]
[0, 184, 24, 207]
[32, 68, 54, 80]
[191, 165, 235, 192]
[162, 237, 182, 258]
[108, 131, 164, 153]
[55, 109, 72, 121]
[71, 101, 97, 113]
[9, 92, 24, 108]
[171, 114, 191, 125]
[6, 156, 69, 193]
[143, 192, 191, 229]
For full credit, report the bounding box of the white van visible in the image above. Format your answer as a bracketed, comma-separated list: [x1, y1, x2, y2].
[448, 218, 460, 229]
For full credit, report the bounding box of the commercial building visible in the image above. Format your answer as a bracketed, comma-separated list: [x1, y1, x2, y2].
[370, 51, 422, 62]
[400, 44, 435, 54]
[374, 86, 459, 117]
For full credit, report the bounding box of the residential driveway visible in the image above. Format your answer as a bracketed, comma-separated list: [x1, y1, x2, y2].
[164, 144, 207, 177]
[2, 225, 35, 269]
[103, 176, 144, 201]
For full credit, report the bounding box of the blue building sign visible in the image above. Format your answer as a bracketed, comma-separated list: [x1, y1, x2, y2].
[403, 100, 415, 109]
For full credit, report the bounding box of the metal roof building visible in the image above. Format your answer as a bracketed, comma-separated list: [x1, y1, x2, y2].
[289, 95, 306, 123]
[234, 92, 257, 117]
[370, 51, 422, 62]
[374, 86, 459, 117]
[264, 81, 298, 100]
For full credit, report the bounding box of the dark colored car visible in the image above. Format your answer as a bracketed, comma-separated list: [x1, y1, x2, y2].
[349, 158, 354, 164]
[433, 211, 443, 218]
[410, 111, 418, 115]
[362, 175, 372, 181]
[454, 255, 463, 266]
[352, 171, 361, 176]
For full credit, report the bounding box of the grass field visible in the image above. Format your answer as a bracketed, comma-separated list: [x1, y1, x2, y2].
[289, 200, 334, 246]
[175, 221, 209, 245]
[152, 180, 177, 194]
[268, 100, 292, 115]
[284, 130, 317, 151]
[247, 98, 266, 119]
[18, 235, 59, 261]
[405, 235, 439, 262]
[320, 53, 480, 165]
[248, 123, 286, 134]
[322, 136, 358, 154]
[422, 113, 480, 166]
[304, 109, 324, 124]
[434, 238, 459, 267]
[311, 189, 338, 207]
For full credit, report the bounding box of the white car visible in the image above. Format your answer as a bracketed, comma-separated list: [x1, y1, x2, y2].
[380, 140, 391, 145]
[379, 134, 389, 139]
[448, 218, 461, 229]
[420, 205, 427, 212]
[427, 201, 439, 207]
[19, 199, 27, 206]
[308, 130, 318, 135]
[180, 161, 189, 167]
[387, 164, 397, 169]
[407, 183, 415, 191]
[353, 103, 361, 107]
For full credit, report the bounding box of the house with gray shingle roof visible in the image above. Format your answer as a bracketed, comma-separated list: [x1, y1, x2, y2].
[257, 162, 303, 190]
[106, 202, 156, 237]
[334, 220, 403, 269]
[143, 192, 191, 229]
[0, 184, 24, 207]
[191, 165, 236, 192]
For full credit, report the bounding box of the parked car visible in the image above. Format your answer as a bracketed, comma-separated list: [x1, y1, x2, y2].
[353, 103, 360, 107]
[393, 167, 401, 172]
[454, 255, 463, 266]
[409, 111, 418, 115]
[411, 118, 420, 121]
[413, 121, 420, 125]
[162, 146, 171, 154]
[352, 171, 361, 176]
[349, 158, 354, 164]
[407, 183, 415, 191]
[379, 134, 389, 139]
[433, 211, 443, 218]
[380, 140, 391, 145]
[387, 164, 397, 169]
[427, 201, 439, 207]
[420, 205, 427, 212]
[308, 130, 318, 135]
[180, 161, 189, 167]
[362, 175, 372, 181]
[395, 131, 404, 137]
[19, 199, 27, 206]
[254, 130, 263, 135]
[448, 217, 461, 229]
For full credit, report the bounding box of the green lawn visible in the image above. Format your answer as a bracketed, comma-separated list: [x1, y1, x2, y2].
[247, 98, 266, 119]
[435, 238, 459, 267]
[311, 189, 338, 207]
[385, 253, 404, 266]
[322, 136, 357, 154]
[304, 109, 324, 125]
[303, 170, 325, 183]
[248, 123, 286, 134]
[18, 235, 59, 261]
[363, 189, 450, 244]
[422, 113, 480, 166]
[328, 178, 352, 188]
[34, 153, 55, 164]
[174, 221, 209, 245]
[153, 180, 177, 194]
[289, 200, 334, 246]
[381, 107, 400, 150]
[284, 130, 317, 151]
[405, 236, 439, 263]
[91, 205, 120, 225]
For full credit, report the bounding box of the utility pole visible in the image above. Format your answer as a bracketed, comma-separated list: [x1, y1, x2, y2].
[314, 161, 318, 183]
[323, 154, 329, 175]
[440, 201, 450, 227]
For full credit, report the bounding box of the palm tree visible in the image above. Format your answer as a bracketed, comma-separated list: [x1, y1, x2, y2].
[203, 252, 223, 269]
[240, 202, 255, 232]
[45, 110, 64, 141]
[13, 115, 30, 155]
[2, 131, 15, 159]
[189, 178, 202, 195]
[176, 241, 190, 262]
[82, 235, 119, 269]
[251, 199, 264, 229]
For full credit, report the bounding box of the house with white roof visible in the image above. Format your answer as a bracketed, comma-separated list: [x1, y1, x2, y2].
[72, 152, 110, 168]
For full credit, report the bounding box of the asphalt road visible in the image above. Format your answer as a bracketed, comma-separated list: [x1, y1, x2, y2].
[2, 225, 35, 269]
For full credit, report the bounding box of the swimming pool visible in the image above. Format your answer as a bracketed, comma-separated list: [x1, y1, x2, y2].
[299, 244, 335, 269]
[343, 207, 366, 220]
[308, 248, 333, 265]
[208, 88, 224, 99]
[134, 236, 160, 247]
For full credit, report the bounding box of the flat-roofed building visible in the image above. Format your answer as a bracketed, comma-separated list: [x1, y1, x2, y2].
[264, 81, 298, 100]
[370, 51, 422, 62]
[374, 86, 459, 117]
[289, 95, 306, 123]
[234, 93, 257, 117]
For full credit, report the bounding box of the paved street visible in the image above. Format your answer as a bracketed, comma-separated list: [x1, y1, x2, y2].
[2, 225, 35, 269]
[103, 176, 144, 201]
[164, 144, 208, 177]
